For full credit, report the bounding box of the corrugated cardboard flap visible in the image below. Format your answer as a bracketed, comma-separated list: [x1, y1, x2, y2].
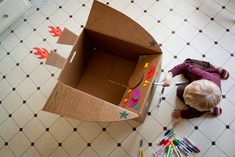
[45, 50, 67, 69]
[57, 28, 78, 45]
[86, 0, 162, 54]
[43, 82, 138, 122]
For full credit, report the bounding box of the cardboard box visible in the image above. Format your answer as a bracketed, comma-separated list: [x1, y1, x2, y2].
[43, 0, 162, 123]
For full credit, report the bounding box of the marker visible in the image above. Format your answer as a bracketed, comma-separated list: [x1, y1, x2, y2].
[173, 139, 190, 155]
[166, 145, 172, 157]
[159, 130, 174, 144]
[153, 82, 164, 86]
[183, 137, 201, 153]
[139, 139, 144, 157]
[170, 140, 180, 157]
[181, 139, 198, 153]
[153, 140, 170, 157]
[179, 139, 194, 153]
[175, 139, 192, 154]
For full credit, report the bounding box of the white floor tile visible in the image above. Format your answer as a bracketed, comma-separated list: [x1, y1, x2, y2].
[219, 99, 235, 124]
[23, 118, 45, 142]
[50, 118, 73, 142]
[162, 11, 184, 31]
[12, 105, 33, 127]
[40, 0, 58, 17]
[188, 10, 210, 29]
[35, 132, 57, 157]
[204, 146, 227, 157]
[203, 21, 225, 40]
[49, 147, 69, 157]
[0, 119, 18, 141]
[79, 147, 99, 157]
[174, 1, 195, 18]
[0, 79, 12, 100]
[206, 45, 230, 67]
[215, 9, 235, 28]
[8, 132, 30, 156]
[63, 132, 87, 156]
[1, 33, 19, 52]
[200, 0, 222, 17]
[122, 3, 143, 20]
[217, 129, 235, 156]
[1, 0, 235, 156]
[78, 122, 102, 142]
[199, 117, 225, 140]
[2, 92, 22, 114]
[21, 147, 42, 157]
[137, 13, 156, 31]
[191, 33, 214, 53]
[106, 121, 132, 143]
[92, 132, 116, 157]
[27, 11, 46, 29]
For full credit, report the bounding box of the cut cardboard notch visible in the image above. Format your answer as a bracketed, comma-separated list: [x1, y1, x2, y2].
[57, 28, 78, 45]
[46, 50, 67, 69]
[43, 0, 163, 123]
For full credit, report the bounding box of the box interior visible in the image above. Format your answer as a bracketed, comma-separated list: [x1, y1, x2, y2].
[59, 29, 157, 105]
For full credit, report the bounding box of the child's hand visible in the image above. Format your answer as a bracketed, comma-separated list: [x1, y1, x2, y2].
[162, 72, 173, 87]
[171, 110, 181, 118]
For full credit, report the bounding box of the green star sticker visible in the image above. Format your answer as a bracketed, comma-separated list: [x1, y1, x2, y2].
[120, 111, 129, 119]
[149, 39, 157, 47]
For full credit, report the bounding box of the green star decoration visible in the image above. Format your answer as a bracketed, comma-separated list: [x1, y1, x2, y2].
[120, 111, 129, 119]
[149, 39, 157, 47]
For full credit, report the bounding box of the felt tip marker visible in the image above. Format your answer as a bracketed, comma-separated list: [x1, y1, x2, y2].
[173, 139, 190, 155]
[183, 137, 201, 153]
[159, 130, 174, 145]
[153, 140, 170, 157]
[170, 140, 180, 157]
[181, 139, 198, 153]
[175, 139, 192, 154]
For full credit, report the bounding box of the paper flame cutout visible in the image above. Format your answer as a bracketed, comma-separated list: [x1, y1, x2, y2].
[48, 26, 62, 37]
[33, 47, 49, 59]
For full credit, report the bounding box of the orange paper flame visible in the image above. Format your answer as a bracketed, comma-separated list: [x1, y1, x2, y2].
[48, 26, 62, 37]
[33, 47, 49, 59]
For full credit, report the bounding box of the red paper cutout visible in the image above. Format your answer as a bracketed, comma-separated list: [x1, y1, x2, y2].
[33, 47, 49, 59]
[48, 26, 62, 37]
[146, 64, 156, 79]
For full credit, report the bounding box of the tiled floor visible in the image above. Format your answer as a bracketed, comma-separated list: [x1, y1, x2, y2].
[0, 0, 235, 156]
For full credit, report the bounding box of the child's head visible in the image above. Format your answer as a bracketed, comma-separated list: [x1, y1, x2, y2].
[183, 79, 221, 111]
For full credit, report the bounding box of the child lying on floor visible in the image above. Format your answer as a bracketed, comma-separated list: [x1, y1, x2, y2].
[162, 58, 229, 119]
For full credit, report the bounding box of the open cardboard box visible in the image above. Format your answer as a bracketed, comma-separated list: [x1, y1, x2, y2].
[43, 0, 162, 123]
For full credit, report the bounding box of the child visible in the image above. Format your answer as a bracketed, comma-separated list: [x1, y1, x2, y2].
[162, 58, 229, 119]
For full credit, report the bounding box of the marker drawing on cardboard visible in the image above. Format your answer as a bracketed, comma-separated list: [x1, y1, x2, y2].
[42, 0, 163, 122]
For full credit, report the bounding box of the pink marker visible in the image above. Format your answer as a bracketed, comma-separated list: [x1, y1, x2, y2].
[153, 140, 170, 157]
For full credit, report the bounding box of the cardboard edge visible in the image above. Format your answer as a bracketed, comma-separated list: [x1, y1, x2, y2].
[45, 50, 67, 69]
[43, 82, 139, 122]
[57, 28, 79, 45]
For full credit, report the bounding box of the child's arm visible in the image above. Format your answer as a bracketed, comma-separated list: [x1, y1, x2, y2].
[172, 107, 206, 119]
[180, 107, 206, 119]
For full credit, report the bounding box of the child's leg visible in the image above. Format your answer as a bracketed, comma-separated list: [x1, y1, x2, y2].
[184, 58, 215, 70]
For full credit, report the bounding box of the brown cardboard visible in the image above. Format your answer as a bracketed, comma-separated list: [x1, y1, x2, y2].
[46, 50, 66, 69]
[43, 0, 163, 123]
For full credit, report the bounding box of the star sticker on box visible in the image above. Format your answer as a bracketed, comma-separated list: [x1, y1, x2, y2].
[120, 111, 129, 119]
[149, 39, 157, 47]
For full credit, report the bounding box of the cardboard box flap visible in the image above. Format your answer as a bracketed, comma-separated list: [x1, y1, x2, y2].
[86, 0, 162, 54]
[57, 28, 78, 45]
[43, 82, 139, 122]
[45, 50, 67, 69]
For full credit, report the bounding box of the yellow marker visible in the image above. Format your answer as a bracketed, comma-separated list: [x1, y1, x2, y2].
[144, 63, 149, 68]
[170, 140, 180, 157]
[128, 89, 132, 93]
[141, 149, 144, 157]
